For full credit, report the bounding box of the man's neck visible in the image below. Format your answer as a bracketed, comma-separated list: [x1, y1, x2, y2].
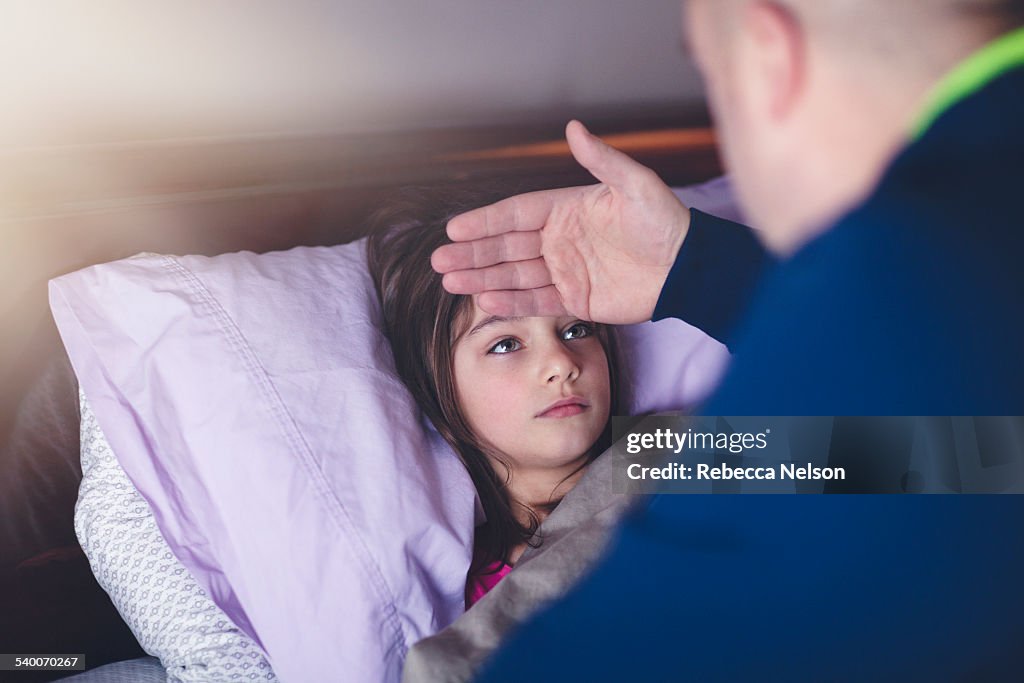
[775, 43, 984, 255]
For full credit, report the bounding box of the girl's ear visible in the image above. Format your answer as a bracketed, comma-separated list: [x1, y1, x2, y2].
[741, 0, 807, 122]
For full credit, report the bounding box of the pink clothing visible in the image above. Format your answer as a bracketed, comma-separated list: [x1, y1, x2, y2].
[466, 562, 513, 608]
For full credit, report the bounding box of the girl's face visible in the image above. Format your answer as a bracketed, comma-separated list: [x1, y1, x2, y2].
[452, 298, 611, 475]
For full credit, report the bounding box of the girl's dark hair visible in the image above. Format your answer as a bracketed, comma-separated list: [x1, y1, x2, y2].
[366, 187, 622, 574]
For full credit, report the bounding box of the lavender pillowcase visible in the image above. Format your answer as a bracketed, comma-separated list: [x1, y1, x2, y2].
[49, 178, 738, 682]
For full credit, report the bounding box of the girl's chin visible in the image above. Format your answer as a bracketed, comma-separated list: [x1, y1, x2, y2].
[501, 419, 608, 467]
[526, 440, 603, 468]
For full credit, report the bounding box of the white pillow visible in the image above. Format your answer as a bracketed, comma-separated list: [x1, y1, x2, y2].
[76, 389, 278, 682]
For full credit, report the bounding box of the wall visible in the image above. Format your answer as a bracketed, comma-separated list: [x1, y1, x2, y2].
[3, 0, 703, 145]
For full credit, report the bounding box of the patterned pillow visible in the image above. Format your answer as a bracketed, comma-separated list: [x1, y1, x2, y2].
[75, 389, 279, 683]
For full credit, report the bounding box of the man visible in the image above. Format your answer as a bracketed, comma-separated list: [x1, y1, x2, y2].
[432, 1, 1024, 680]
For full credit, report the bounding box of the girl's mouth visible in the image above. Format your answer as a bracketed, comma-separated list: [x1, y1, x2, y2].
[537, 398, 589, 418]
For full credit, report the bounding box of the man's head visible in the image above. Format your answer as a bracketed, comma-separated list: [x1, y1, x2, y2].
[684, 0, 1023, 254]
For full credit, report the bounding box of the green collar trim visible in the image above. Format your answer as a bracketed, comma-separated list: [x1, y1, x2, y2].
[913, 25, 1024, 139]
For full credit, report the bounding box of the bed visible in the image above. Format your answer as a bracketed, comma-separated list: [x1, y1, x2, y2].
[1, 112, 733, 682]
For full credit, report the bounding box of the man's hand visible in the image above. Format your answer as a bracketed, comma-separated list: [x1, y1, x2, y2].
[431, 120, 692, 325]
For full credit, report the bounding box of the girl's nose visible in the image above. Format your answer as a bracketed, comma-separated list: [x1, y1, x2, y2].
[543, 345, 581, 384]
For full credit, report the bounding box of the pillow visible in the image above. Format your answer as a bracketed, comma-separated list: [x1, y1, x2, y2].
[49, 178, 736, 682]
[51, 243, 477, 683]
[672, 175, 747, 226]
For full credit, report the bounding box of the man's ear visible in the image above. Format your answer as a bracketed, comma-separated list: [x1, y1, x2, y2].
[741, 0, 806, 121]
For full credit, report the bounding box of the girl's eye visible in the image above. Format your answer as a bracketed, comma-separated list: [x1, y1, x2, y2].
[488, 338, 521, 354]
[563, 322, 593, 340]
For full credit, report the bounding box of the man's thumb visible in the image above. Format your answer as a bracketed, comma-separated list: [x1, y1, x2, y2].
[566, 120, 650, 192]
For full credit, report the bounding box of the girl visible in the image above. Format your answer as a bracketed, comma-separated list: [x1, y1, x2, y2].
[366, 193, 622, 608]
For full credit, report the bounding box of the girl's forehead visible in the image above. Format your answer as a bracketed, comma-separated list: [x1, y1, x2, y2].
[466, 312, 573, 331]
[466, 297, 576, 326]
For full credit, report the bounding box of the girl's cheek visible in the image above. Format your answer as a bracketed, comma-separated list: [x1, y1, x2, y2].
[585, 345, 610, 370]
[485, 353, 526, 372]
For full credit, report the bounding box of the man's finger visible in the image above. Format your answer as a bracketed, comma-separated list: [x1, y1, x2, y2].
[431, 231, 542, 273]
[476, 286, 571, 318]
[441, 258, 553, 294]
[566, 119, 655, 196]
[446, 187, 576, 241]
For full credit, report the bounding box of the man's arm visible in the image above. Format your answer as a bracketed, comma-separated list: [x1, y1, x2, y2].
[653, 209, 772, 349]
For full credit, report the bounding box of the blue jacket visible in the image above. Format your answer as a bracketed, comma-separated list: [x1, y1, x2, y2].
[476, 68, 1024, 682]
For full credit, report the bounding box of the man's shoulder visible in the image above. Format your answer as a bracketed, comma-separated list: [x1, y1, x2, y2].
[705, 70, 1024, 415]
[708, 182, 1023, 415]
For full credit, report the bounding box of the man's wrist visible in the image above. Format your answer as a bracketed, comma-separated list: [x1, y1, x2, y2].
[647, 203, 692, 320]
